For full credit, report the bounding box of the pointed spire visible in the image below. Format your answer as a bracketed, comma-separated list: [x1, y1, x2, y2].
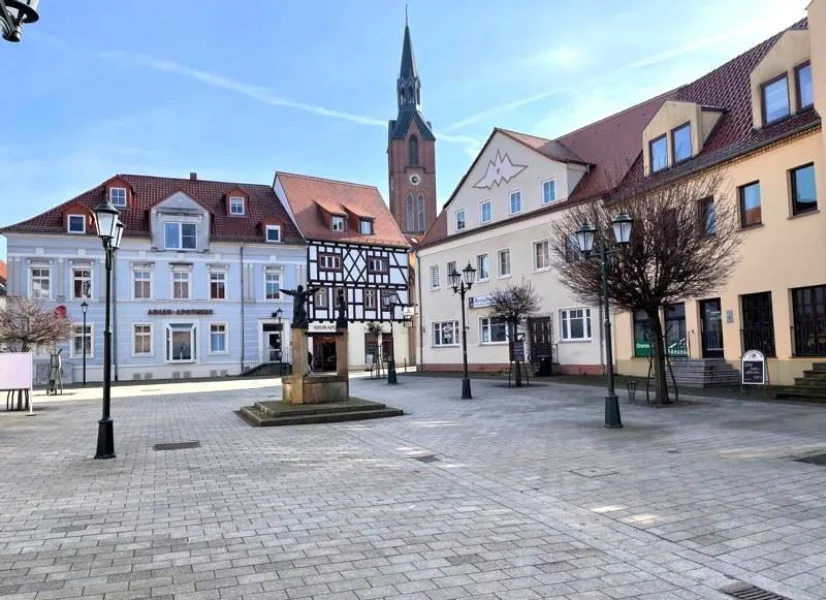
[399, 15, 418, 81]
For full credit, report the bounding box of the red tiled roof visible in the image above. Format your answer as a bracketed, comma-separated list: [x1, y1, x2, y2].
[0, 260, 6, 284]
[276, 172, 410, 248]
[0, 174, 303, 244]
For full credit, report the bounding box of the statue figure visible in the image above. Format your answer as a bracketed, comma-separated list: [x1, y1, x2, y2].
[282, 285, 319, 329]
[335, 288, 348, 329]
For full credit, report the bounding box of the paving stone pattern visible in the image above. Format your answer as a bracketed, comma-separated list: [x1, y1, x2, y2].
[3, 377, 826, 599]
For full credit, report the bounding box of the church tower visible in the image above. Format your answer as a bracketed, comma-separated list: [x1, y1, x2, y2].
[387, 16, 437, 237]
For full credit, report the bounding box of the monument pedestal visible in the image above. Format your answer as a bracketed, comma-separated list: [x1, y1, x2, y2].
[283, 326, 350, 405]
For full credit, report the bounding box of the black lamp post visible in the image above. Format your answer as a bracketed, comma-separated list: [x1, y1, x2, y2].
[381, 291, 401, 385]
[449, 262, 476, 399]
[80, 300, 89, 386]
[92, 199, 123, 460]
[574, 212, 634, 429]
[1, 0, 40, 42]
[271, 308, 284, 375]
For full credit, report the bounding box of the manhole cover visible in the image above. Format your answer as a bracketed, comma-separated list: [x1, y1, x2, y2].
[794, 453, 826, 466]
[721, 582, 791, 599]
[412, 455, 439, 463]
[570, 467, 617, 478]
[154, 441, 201, 451]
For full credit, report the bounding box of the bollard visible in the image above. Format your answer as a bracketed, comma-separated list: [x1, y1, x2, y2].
[626, 380, 637, 404]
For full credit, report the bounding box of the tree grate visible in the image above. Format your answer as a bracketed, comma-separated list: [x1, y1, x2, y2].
[412, 455, 439, 463]
[154, 441, 200, 451]
[721, 583, 791, 600]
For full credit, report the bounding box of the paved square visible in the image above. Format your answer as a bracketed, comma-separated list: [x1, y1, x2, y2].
[3, 377, 826, 600]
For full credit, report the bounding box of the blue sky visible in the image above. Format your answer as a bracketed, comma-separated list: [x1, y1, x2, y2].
[0, 0, 810, 259]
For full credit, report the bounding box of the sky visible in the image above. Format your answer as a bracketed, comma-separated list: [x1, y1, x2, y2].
[0, 0, 811, 259]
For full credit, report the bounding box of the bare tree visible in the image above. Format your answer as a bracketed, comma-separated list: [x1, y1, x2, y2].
[0, 296, 74, 353]
[490, 281, 541, 387]
[551, 171, 740, 404]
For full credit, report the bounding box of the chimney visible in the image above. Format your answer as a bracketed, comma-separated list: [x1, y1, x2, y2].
[189, 172, 197, 181]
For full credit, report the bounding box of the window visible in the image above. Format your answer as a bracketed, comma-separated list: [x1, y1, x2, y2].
[560, 308, 591, 341]
[633, 310, 652, 357]
[133, 270, 151, 299]
[364, 288, 377, 310]
[433, 321, 459, 347]
[796, 62, 813, 110]
[791, 163, 817, 216]
[266, 225, 281, 243]
[446, 261, 457, 281]
[406, 194, 415, 232]
[793, 285, 826, 356]
[210, 271, 226, 300]
[71, 324, 93, 358]
[367, 257, 388, 274]
[742, 292, 775, 357]
[409, 135, 419, 166]
[68, 215, 86, 234]
[762, 74, 790, 125]
[699, 197, 716, 235]
[133, 324, 153, 356]
[671, 123, 692, 163]
[480, 200, 492, 224]
[416, 194, 425, 231]
[331, 215, 345, 232]
[429, 265, 440, 290]
[166, 323, 196, 362]
[498, 249, 511, 278]
[72, 268, 92, 299]
[456, 209, 466, 231]
[480, 316, 508, 344]
[542, 180, 556, 205]
[738, 181, 762, 228]
[109, 187, 127, 208]
[359, 219, 373, 235]
[314, 288, 328, 308]
[650, 135, 668, 173]
[210, 324, 228, 353]
[165, 222, 197, 250]
[319, 253, 342, 271]
[509, 190, 522, 215]
[30, 267, 50, 299]
[565, 234, 581, 264]
[664, 304, 688, 357]
[476, 254, 489, 281]
[265, 270, 281, 300]
[534, 241, 550, 271]
[172, 271, 190, 300]
[229, 196, 245, 215]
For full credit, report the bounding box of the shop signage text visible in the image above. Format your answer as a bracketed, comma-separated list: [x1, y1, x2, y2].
[148, 309, 214, 316]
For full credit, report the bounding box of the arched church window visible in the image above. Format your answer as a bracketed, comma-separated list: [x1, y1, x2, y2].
[406, 193, 415, 232]
[416, 194, 425, 232]
[409, 135, 419, 166]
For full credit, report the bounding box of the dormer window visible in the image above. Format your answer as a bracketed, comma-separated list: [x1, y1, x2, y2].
[265, 224, 281, 243]
[229, 196, 245, 216]
[165, 222, 197, 251]
[671, 123, 692, 163]
[650, 135, 668, 173]
[796, 62, 813, 110]
[359, 219, 373, 235]
[68, 214, 86, 234]
[109, 187, 127, 208]
[761, 74, 790, 125]
[331, 215, 345, 232]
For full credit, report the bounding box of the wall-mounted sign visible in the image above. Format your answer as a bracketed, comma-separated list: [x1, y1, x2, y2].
[468, 295, 494, 309]
[402, 306, 416, 318]
[308, 321, 338, 334]
[726, 309, 734, 324]
[741, 349, 766, 385]
[148, 309, 214, 316]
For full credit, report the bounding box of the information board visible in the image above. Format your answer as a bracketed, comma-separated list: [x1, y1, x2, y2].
[741, 349, 766, 385]
[512, 341, 526, 362]
[0, 352, 33, 391]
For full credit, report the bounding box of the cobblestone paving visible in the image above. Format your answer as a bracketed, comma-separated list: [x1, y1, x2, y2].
[3, 377, 826, 599]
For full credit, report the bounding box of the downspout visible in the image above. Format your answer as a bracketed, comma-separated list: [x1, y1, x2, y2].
[240, 243, 246, 373]
[113, 252, 119, 382]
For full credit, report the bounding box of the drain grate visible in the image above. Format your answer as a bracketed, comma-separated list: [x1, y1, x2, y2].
[412, 454, 439, 463]
[721, 583, 791, 600]
[794, 453, 826, 466]
[154, 441, 200, 451]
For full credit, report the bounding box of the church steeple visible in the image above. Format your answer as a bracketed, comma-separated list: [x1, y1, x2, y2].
[397, 17, 421, 112]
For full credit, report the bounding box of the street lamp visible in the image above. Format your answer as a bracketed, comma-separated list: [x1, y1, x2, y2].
[381, 291, 402, 385]
[575, 212, 634, 429]
[271, 309, 284, 375]
[80, 300, 89, 386]
[92, 199, 123, 459]
[449, 262, 476, 399]
[1, 0, 40, 43]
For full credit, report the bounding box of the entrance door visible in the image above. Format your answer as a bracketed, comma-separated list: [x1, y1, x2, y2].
[528, 317, 553, 366]
[312, 336, 337, 372]
[700, 298, 724, 358]
[262, 323, 283, 363]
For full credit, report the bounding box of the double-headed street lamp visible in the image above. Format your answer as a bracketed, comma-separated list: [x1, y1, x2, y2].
[574, 212, 634, 429]
[92, 200, 124, 460]
[381, 291, 402, 385]
[448, 262, 477, 400]
[80, 300, 89, 386]
[1, 0, 40, 42]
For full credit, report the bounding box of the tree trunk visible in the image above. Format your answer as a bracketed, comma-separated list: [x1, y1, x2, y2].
[511, 321, 522, 387]
[648, 309, 671, 405]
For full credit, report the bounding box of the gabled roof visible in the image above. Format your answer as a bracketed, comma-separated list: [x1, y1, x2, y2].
[1, 174, 304, 244]
[275, 172, 410, 249]
[389, 112, 436, 141]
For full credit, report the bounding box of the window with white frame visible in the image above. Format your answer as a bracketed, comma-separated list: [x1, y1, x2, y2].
[72, 267, 92, 299]
[480, 316, 508, 344]
[364, 288, 377, 309]
[30, 266, 51, 299]
[542, 180, 557, 204]
[172, 271, 190, 300]
[367, 257, 388, 273]
[509, 190, 522, 215]
[359, 219, 373, 235]
[133, 269, 151, 299]
[71, 324, 93, 358]
[331, 215, 345, 231]
[446, 261, 456, 281]
[480, 200, 492, 224]
[433, 321, 459, 347]
[476, 253, 489, 281]
[319, 253, 342, 271]
[229, 196, 245, 216]
[534, 240, 550, 270]
[109, 187, 127, 208]
[165, 222, 197, 251]
[560, 308, 592, 341]
[265, 270, 281, 300]
[210, 323, 228, 353]
[430, 265, 440, 290]
[210, 270, 226, 300]
[68, 214, 86, 234]
[498, 249, 511, 277]
[166, 323, 196, 362]
[455, 209, 466, 231]
[315, 288, 328, 308]
[133, 324, 153, 355]
[266, 225, 281, 243]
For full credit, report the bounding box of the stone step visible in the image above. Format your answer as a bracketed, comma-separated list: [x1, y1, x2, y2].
[254, 398, 387, 417]
[238, 405, 404, 427]
[810, 362, 826, 372]
[793, 377, 826, 388]
[801, 370, 826, 380]
[775, 387, 826, 400]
